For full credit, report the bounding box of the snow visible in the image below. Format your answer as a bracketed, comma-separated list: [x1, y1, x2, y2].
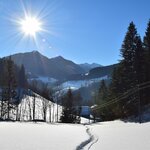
[29, 76, 58, 84]
[1, 91, 150, 150]
[2, 94, 62, 122]
[86, 120, 150, 150]
[0, 120, 150, 150]
[61, 75, 108, 90]
[85, 73, 89, 76]
[81, 117, 91, 124]
[0, 122, 88, 150]
[17, 94, 62, 122]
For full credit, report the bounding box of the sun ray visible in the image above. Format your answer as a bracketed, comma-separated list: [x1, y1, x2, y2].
[1, 0, 62, 55]
[20, 16, 42, 37]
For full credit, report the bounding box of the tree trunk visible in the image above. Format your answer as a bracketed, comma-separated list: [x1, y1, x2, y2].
[33, 94, 36, 121]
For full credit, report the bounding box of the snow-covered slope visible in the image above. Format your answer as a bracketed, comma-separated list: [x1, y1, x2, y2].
[29, 76, 58, 84]
[61, 75, 108, 91]
[13, 94, 62, 122]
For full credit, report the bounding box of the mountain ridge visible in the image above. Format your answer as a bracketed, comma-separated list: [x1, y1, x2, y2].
[4, 51, 115, 81]
[7, 51, 85, 80]
[79, 63, 102, 72]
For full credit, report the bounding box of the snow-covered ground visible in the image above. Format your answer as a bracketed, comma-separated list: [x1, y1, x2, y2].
[0, 120, 149, 150]
[86, 120, 150, 150]
[0, 122, 88, 150]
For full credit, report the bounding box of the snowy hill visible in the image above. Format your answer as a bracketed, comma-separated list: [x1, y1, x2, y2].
[8, 93, 62, 122]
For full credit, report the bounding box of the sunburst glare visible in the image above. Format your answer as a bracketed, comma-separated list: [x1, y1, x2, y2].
[20, 16, 42, 37]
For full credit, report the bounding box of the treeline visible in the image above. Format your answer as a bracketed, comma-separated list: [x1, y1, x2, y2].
[0, 56, 27, 120]
[60, 89, 82, 123]
[93, 20, 150, 121]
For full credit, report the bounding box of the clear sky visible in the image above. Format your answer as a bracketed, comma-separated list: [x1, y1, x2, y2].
[0, 0, 149, 65]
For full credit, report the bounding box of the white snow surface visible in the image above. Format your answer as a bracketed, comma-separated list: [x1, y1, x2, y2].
[86, 120, 150, 150]
[7, 94, 62, 122]
[0, 120, 150, 150]
[21, 95, 62, 122]
[0, 122, 88, 150]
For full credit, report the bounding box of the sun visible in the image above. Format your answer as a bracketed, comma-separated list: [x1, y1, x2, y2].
[20, 16, 42, 36]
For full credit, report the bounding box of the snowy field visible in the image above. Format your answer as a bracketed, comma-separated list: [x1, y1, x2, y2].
[0, 122, 88, 150]
[86, 121, 150, 150]
[0, 120, 150, 150]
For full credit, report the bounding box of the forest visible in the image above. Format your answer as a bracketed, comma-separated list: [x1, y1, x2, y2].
[93, 21, 150, 122]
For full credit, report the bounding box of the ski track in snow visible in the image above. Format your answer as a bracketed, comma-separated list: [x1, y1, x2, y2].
[76, 124, 99, 150]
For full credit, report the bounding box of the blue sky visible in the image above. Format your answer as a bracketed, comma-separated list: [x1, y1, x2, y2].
[0, 0, 149, 65]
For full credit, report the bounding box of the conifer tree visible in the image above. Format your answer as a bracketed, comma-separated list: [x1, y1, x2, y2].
[143, 20, 150, 104]
[0, 59, 7, 119]
[5, 56, 17, 119]
[18, 64, 27, 89]
[97, 80, 108, 105]
[120, 22, 138, 90]
[60, 89, 78, 123]
[110, 22, 144, 117]
[134, 36, 145, 84]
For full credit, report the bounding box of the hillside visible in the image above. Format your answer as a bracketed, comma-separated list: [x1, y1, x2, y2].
[66, 64, 117, 81]
[79, 63, 102, 72]
[10, 51, 85, 80]
[7, 51, 116, 86]
[88, 64, 118, 78]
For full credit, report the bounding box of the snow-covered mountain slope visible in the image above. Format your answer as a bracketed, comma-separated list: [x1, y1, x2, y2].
[60, 75, 108, 90]
[79, 63, 102, 72]
[29, 76, 58, 84]
[9, 94, 62, 122]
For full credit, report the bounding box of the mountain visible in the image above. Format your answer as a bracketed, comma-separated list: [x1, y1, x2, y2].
[66, 64, 117, 81]
[6, 50, 117, 84]
[87, 64, 118, 78]
[79, 63, 102, 72]
[9, 51, 85, 80]
[7, 50, 117, 103]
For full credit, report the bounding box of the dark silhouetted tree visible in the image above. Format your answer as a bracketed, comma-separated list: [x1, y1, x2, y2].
[60, 89, 78, 123]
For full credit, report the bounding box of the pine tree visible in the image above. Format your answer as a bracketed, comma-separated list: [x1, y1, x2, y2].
[134, 36, 145, 84]
[109, 22, 144, 118]
[6, 57, 17, 119]
[109, 65, 126, 118]
[0, 59, 7, 119]
[143, 20, 150, 104]
[94, 80, 114, 120]
[97, 80, 108, 105]
[18, 64, 27, 89]
[120, 22, 138, 90]
[60, 89, 78, 123]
